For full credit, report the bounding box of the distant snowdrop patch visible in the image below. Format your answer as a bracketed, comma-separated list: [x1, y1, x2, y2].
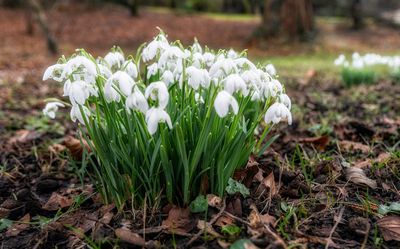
[42, 31, 292, 207]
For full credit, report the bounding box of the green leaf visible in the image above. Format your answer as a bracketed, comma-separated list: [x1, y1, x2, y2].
[230, 239, 254, 249]
[378, 202, 400, 215]
[0, 218, 13, 232]
[221, 224, 241, 236]
[189, 195, 208, 213]
[225, 178, 250, 197]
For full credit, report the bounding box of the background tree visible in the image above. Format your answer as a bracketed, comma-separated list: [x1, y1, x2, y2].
[351, 0, 364, 29]
[260, 0, 314, 39]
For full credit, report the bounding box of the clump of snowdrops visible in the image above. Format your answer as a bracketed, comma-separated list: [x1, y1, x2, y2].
[43, 31, 292, 207]
[334, 53, 400, 86]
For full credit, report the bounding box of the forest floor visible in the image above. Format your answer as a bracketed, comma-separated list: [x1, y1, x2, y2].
[0, 3, 400, 249]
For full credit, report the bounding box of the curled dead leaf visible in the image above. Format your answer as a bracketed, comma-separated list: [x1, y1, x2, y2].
[207, 194, 222, 208]
[42, 192, 74, 211]
[339, 140, 371, 154]
[345, 167, 377, 189]
[8, 129, 41, 144]
[115, 228, 146, 246]
[298, 135, 330, 151]
[256, 172, 278, 197]
[161, 207, 193, 235]
[377, 216, 400, 241]
[63, 136, 91, 160]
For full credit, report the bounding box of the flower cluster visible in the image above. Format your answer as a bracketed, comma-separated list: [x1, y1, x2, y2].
[334, 53, 400, 70]
[42, 31, 291, 206]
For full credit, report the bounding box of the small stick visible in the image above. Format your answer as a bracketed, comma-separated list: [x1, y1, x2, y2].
[325, 206, 345, 249]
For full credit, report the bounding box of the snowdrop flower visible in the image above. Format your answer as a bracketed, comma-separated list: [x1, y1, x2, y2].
[104, 79, 121, 102]
[147, 63, 159, 79]
[62, 56, 97, 79]
[241, 70, 261, 86]
[186, 66, 210, 90]
[352, 59, 364, 69]
[191, 40, 203, 54]
[209, 58, 237, 79]
[195, 93, 204, 104]
[334, 54, 346, 66]
[68, 80, 91, 105]
[223, 74, 248, 95]
[227, 49, 238, 59]
[161, 70, 174, 86]
[264, 102, 292, 125]
[192, 52, 204, 68]
[70, 104, 91, 125]
[107, 71, 135, 96]
[123, 60, 138, 79]
[203, 52, 215, 67]
[235, 58, 257, 71]
[126, 88, 149, 113]
[104, 51, 125, 69]
[265, 64, 277, 76]
[214, 90, 239, 118]
[145, 107, 173, 135]
[98, 64, 112, 78]
[267, 79, 283, 97]
[158, 46, 185, 70]
[145, 81, 169, 108]
[43, 63, 65, 82]
[142, 35, 170, 62]
[279, 93, 291, 110]
[43, 102, 65, 119]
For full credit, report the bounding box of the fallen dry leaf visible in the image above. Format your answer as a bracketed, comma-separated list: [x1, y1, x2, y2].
[339, 140, 371, 154]
[248, 204, 276, 229]
[162, 206, 193, 235]
[8, 129, 41, 144]
[345, 167, 377, 189]
[197, 220, 222, 238]
[377, 216, 400, 241]
[6, 214, 30, 237]
[354, 152, 391, 168]
[207, 194, 222, 208]
[63, 135, 91, 160]
[42, 192, 74, 211]
[256, 172, 278, 197]
[298, 135, 330, 151]
[115, 228, 146, 246]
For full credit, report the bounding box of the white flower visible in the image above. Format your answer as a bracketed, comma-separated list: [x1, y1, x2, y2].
[264, 102, 292, 125]
[279, 93, 291, 110]
[104, 51, 125, 69]
[68, 80, 91, 105]
[334, 54, 346, 66]
[267, 79, 283, 97]
[158, 46, 185, 70]
[43, 102, 64, 119]
[223, 74, 248, 95]
[265, 64, 277, 76]
[214, 90, 239, 118]
[352, 59, 364, 69]
[227, 49, 238, 59]
[98, 64, 112, 78]
[106, 71, 135, 96]
[195, 93, 204, 103]
[186, 66, 210, 90]
[191, 40, 203, 54]
[70, 104, 91, 125]
[123, 60, 138, 79]
[145, 81, 169, 108]
[104, 79, 120, 102]
[43, 63, 65, 82]
[147, 63, 159, 79]
[145, 107, 173, 135]
[126, 88, 149, 113]
[203, 52, 215, 67]
[161, 70, 174, 86]
[235, 58, 257, 71]
[192, 52, 204, 68]
[209, 58, 237, 79]
[142, 35, 170, 62]
[62, 56, 97, 79]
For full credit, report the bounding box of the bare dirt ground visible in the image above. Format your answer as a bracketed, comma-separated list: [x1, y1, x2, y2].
[1, 3, 400, 249]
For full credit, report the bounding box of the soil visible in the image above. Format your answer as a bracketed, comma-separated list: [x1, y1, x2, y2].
[0, 3, 400, 249]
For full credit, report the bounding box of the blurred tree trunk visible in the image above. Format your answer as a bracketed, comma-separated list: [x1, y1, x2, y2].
[351, 0, 364, 29]
[261, 0, 314, 38]
[127, 0, 139, 16]
[26, 0, 58, 54]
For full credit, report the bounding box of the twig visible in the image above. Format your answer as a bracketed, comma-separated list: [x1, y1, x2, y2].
[360, 221, 370, 249]
[264, 224, 288, 249]
[185, 198, 227, 247]
[325, 206, 345, 249]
